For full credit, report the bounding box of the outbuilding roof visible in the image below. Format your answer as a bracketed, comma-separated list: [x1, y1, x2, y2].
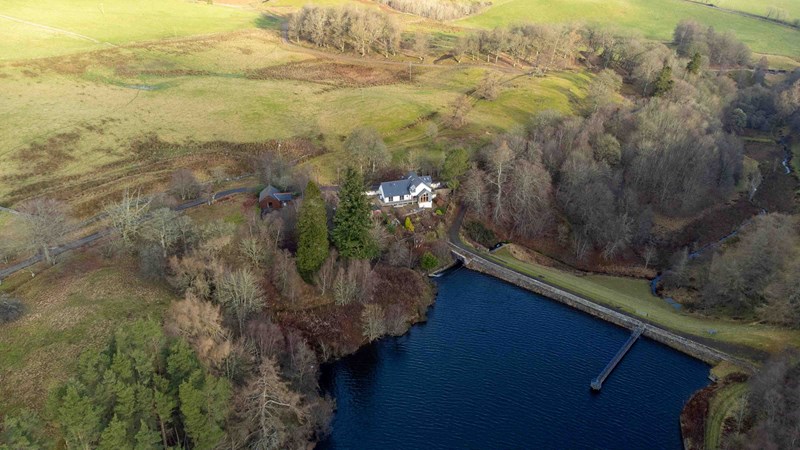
[259, 185, 293, 203]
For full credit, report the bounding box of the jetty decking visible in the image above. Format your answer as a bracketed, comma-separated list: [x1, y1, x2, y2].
[591, 325, 645, 391]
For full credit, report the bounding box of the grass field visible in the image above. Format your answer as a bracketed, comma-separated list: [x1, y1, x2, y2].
[0, 30, 581, 214]
[459, 0, 800, 59]
[705, 381, 748, 449]
[486, 246, 800, 356]
[711, 0, 800, 23]
[0, 0, 257, 60]
[0, 253, 175, 413]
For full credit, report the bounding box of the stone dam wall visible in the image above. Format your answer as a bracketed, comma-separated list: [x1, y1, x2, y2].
[461, 252, 733, 366]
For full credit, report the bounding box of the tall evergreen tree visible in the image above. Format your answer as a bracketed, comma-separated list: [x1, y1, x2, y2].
[333, 168, 378, 259]
[686, 52, 702, 75]
[653, 66, 674, 96]
[296, 181, 330, 281]
[45, 320, 230, 450]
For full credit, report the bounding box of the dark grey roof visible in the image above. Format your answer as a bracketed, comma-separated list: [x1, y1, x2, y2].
[380, 172, 432, 198]
[259, 185, 280, 202]
[259, 185, 293, 203]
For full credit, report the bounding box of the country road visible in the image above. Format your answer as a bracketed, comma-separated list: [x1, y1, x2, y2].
[0, 186, 257, 281]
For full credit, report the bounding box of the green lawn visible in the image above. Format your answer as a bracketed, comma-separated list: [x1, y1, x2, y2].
[0, 0, 257, 60]
[705, 382, 748, 449]
[486, 247, 800, 355]
[459, 0, 800, 59]
[0, 256, 175, 413]
[712, 0, 800, 22]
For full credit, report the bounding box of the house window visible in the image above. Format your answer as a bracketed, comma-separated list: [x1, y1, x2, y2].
[419, 192, 430, 203]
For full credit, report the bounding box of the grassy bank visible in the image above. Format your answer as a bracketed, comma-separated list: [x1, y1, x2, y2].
[704, 381, 748, 449]
[483, 246, 800, 356]
[0, 253, 175, 413]
[459, 0, 800, 59]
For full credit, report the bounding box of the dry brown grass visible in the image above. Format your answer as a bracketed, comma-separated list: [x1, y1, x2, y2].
[247, 59, 410, 87]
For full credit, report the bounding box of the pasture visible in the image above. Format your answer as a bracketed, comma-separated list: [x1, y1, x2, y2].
[0, 30, 581, 214]
[459, 0, 800, 59]
[0, 0, 257, 59]
[711, 0, 800, 23]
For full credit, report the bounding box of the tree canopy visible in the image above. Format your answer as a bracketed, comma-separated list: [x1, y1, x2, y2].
[296, 181, 330, 281]
[333, 168, 378, 259]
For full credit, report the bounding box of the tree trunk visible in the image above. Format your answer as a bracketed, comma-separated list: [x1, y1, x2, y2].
[43, 245, 52, 265]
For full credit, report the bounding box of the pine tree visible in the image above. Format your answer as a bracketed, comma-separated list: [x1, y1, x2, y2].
[134, 420, 162, 450]
[98, 415, 132, 450]
[686, 52, 702, 75]
[296, 181, 330, 281]
[653, 66, 674, 96]
[57, 383, 102, 449]
[179, 371, 231, 450]
[333, 168, 378, 259]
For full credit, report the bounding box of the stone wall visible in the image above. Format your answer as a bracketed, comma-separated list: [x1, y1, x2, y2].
[463, 253, 732, 366]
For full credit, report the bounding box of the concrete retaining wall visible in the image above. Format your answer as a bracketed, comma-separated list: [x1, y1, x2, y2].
[462, 253, 731, 366]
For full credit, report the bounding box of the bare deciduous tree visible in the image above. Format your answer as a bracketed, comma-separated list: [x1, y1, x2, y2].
[106, 190, 151, 249]
[314, 251, 338, 296]
[217, 268, 266, 334]
[446, 95, 472, 129]
[166, 292, 231, 369]
[143, 208, 193, 258]
[170, 169, 201, 201]
[361, 304, 386, 341]
[18, 198, 71, 265]
[240, 358, 310, 449]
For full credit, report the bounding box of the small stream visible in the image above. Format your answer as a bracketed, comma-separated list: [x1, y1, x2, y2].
[650, 137, 795, 308]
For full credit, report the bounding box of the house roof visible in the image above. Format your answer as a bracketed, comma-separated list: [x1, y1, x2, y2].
[259, 185, 280, 202]
[380, 172, 432, 198]
[259, 185, 293, 203]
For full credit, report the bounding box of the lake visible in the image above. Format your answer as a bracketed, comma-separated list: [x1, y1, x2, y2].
[319, 268, 709, 449]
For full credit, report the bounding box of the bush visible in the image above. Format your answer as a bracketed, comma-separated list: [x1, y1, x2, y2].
[465, 220, 496, 248]
[404, 217, 415, 233]
[420, 252, 440, 271]
[0, 296, 24, 324]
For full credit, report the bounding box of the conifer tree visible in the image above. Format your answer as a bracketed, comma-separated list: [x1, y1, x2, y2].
[296, 181, 330, 281]
[653, 66, 674, 96]
[333, 168, 378, 259]
[686, 52, 702, 75]
[98, 415, 130, 450]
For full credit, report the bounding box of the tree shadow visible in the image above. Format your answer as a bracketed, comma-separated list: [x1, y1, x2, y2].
[255, 13, 282, 30]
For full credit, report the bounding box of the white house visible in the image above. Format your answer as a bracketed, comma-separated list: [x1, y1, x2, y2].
[378, 172, 437, 208]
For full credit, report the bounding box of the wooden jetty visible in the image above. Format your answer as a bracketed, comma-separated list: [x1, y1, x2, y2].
[591, 325, 645, 391]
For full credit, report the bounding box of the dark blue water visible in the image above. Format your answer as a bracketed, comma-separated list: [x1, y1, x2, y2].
[319, 269, 709, 450]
